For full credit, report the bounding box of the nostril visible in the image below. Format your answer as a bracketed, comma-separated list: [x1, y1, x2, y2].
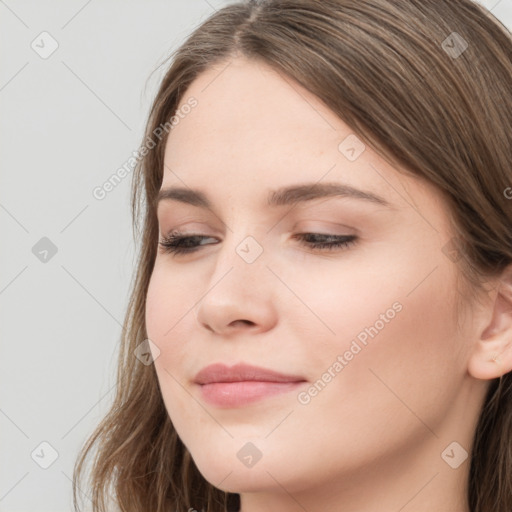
[231, 319, 255, 327]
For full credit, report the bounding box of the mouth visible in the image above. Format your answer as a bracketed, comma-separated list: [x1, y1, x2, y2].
[194, 362, 307, 408]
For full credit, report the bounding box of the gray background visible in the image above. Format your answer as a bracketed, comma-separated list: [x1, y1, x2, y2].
[1, 1, 511, 511]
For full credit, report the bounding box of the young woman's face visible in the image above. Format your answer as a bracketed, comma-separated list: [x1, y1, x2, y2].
[145, 57, 487, 508]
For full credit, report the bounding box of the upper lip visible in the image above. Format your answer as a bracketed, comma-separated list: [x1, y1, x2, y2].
[194, 363, 307, 385]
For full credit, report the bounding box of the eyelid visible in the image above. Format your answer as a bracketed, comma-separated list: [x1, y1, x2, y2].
[158, 220, 217, 235]
[292, 220, 358, 235]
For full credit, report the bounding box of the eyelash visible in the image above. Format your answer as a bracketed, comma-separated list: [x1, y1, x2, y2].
[158, 231, 357, 256]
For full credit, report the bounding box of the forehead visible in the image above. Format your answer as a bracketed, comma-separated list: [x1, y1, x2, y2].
[164, 57, 348, 173]
[159, 57, 447, 225]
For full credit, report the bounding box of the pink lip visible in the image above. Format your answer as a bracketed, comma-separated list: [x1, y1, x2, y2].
[194, 363, 307, 408]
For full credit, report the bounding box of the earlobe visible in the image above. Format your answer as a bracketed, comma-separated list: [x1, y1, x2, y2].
[468, 343, 512, 380]
[467, 265, 512, 381]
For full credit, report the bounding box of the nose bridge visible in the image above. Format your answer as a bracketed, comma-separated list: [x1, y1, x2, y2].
[212, 199, 270, 270]
[210, 225, 268, 293]
[193, 224, 275, 333]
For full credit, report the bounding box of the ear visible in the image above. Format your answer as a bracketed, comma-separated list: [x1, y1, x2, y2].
[467, 264, 512, 380]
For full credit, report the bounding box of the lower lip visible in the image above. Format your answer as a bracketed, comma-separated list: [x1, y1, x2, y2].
[198, 381, 305, 407]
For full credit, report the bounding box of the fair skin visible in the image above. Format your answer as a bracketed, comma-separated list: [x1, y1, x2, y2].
[145, 56, 512, 512]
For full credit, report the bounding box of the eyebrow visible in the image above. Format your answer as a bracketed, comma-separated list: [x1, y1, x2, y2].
[156, 182, 392, 209]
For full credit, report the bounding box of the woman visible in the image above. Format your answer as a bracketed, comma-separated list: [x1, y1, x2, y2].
[73, 1, 512, 511]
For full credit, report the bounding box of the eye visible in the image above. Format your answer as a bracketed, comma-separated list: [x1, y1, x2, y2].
[158, 231, 357, 256]
[158, 232, 218, 255]
[291, 232, 357, 251]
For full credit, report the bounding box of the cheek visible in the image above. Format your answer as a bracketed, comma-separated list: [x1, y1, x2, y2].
[284, 264, 463, 473]
[272, 251, 408, 361]
[145, 267, 169, 340]
[145, 262, 190, 338]
[330, 261, 463, 431]
[296, 245, 463, 408]
[145, 266, 199, 428]
[145, 265, 191, 374]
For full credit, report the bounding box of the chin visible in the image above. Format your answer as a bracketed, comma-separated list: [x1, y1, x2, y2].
[205, 467, 274, 493]
[190, 438, 317, 497]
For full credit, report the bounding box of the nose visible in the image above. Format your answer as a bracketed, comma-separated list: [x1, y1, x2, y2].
[194, 238, 278, 337]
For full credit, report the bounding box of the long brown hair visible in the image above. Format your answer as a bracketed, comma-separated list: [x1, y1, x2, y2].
[72, 1, 512, 511]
